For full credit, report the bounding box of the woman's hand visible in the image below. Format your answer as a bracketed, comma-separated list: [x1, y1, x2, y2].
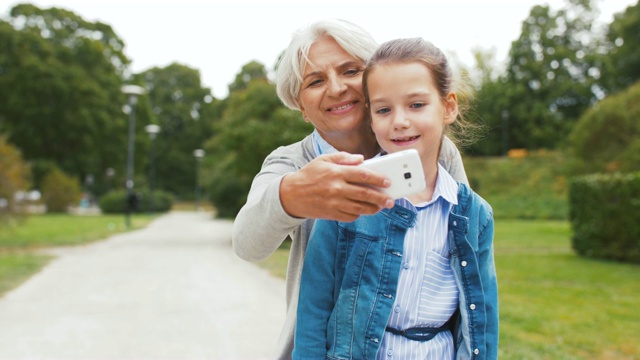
[280, 152, 394, 222]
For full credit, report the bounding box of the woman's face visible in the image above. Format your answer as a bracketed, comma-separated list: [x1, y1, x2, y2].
[297, 36, 367, 143]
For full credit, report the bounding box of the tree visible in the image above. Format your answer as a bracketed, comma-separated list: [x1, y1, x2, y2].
[41, 166, 82, 212]
[0, 135, 30, 214]
[0, 4, 132, 194]
[599, 0, 640, 95]
[462, 48, 509, 156]
[227, 60, 269, 93]
[205, 62, 313, 218]
[567, 79, 640, 175]
[136, 63, 217, 198]
[501, 0, 601, 150]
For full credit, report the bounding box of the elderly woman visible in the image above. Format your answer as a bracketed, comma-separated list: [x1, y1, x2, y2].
[231, 19, 468, 359]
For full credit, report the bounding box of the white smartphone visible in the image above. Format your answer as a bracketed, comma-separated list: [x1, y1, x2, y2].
[358, 149, 426, 199]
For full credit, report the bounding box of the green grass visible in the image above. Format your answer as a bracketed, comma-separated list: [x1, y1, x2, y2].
[0, 213, 157, 297]
[0, 213, 156, 248]
[465, 151, 569, 220]
[0, 252, 52, 295]
[259, 220, 640, 359]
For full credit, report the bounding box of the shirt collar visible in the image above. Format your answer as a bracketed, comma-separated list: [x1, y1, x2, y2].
[399, 163, 459, 210]
[311, 129, 338, 157]
[434, 163, 459, 206]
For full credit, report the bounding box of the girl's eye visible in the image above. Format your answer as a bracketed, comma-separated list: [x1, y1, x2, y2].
[410, 102, 426, 109]
[375, 107, 391, 115]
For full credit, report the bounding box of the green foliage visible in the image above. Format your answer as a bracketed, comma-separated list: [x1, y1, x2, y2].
[205, 71, 313, 218]
[0, 4, 133, 194]
[41, 167, 82, 212]
[99, 189, 173, 214]
[227, 60, 268, 94]
[136, 63, 217, 198]
[464, 151, 569, 220]
[600, 0, 640, 94]
[0, 135, 31, 213]
[568, 172, 640, 263]
[568, 79, 640, 175]
[470, 1, 603, 154]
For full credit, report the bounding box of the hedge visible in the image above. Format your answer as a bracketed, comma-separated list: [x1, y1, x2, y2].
[568, 172, 640, 263]
[99, 189, 174, 214]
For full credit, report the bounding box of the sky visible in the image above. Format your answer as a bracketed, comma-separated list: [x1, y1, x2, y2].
[1, 0, 637, 98]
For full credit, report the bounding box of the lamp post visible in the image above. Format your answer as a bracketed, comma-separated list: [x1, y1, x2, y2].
[501, 110, 509, 157]
[145, 124, 161, 213]
[193, 149, 205, 211]
[122, 84, 145, 227]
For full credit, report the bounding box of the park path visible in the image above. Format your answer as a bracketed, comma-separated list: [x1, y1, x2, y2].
[0, 211, 286, 359]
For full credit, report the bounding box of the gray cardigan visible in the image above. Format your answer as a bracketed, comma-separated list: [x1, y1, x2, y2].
[232, 134, 468, 360]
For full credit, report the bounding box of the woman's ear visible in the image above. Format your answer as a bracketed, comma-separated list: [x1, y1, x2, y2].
[444, 92, 459, 125]
[297, 100, 309, 122]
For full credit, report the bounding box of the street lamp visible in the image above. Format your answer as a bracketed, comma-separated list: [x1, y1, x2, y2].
[122, 84, 145, 227]
[145, 124, 161, 213]
[193, 149, 205, 211]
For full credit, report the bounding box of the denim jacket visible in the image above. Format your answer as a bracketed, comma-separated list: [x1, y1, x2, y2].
[293, 183, 498, 360]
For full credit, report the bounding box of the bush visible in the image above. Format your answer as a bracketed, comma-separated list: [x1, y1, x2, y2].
[567, 80, 640, 175]
[568, 172, 640, 263]
[41, 168, 82, 212]
[99, 189, 173, 214]
[0, 136, 31, 215]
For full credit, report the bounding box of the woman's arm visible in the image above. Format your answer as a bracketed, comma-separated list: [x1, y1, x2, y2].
[232, 150, 307, 262]
[233, 149, 393, 262]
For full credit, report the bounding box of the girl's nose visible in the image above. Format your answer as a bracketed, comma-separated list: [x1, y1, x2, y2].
[392, 111, 410, 129]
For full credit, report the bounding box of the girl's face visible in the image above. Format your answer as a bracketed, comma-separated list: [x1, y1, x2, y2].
[296, 36, 368, 145]
[367, 62, 458, 169]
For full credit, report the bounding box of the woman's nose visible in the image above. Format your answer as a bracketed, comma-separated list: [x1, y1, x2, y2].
[327, 75, 347, 96]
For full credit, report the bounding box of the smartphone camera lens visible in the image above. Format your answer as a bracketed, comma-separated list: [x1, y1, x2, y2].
[404, 172, 412, 179]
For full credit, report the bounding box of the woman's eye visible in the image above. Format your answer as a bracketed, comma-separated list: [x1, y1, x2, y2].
[344, 68, 362, 76]
[306, 79, 323, 88]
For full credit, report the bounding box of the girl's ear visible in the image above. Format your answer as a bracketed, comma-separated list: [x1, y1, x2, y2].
[443, 92, 459, 125]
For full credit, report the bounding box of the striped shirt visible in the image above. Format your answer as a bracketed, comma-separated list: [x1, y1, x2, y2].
[377, 165, 460, 360]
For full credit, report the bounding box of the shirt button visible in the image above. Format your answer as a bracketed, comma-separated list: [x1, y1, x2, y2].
[394, 306, 401, 313]
[453, 220, 458, 226]
[403, 262, 410, 269]
[474, 348, 479, 355]
[387, 349, 394, 356]
[470, 304, 476, 310]
[461, 261, 467, 267]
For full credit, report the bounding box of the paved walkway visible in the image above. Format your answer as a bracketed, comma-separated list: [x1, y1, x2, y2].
[0, 211, 286, 359]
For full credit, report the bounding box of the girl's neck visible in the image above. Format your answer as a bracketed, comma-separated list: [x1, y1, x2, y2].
[327, 129, 380, 159]
[407, 162, 438, 204]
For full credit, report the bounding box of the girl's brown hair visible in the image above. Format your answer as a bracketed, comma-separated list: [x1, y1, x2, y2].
[363, 37, 481, 148]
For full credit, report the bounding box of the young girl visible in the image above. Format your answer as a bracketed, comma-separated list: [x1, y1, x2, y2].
[293, 38, 498, 360]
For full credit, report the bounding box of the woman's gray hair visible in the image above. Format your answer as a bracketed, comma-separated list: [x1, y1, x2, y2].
[275, 18, 378, 111]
